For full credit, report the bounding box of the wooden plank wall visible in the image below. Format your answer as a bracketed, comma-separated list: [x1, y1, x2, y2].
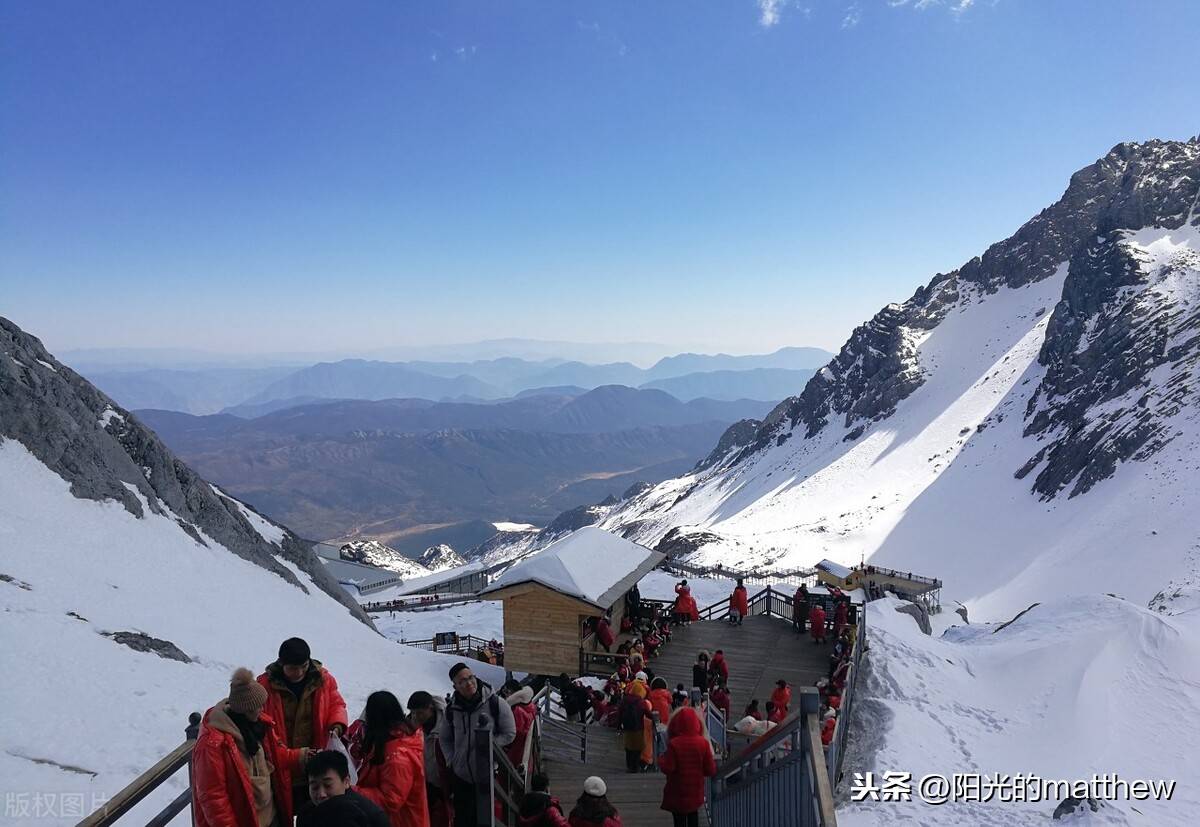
[503, 589, 589, 675]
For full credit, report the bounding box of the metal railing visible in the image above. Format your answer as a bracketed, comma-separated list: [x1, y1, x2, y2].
[824, 615, 867, 790]
[662, 559, 820, 590]
[80, 714, 200, 827]
[534, 685, 590, 762]
[707, 687, 837, 827]
[490, 687, 546, 826]
[396, 632, 503, 662]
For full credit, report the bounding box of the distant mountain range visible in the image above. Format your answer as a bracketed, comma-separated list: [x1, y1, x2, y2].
[137, 386, 776, 540]
[76, 346, 832, 415]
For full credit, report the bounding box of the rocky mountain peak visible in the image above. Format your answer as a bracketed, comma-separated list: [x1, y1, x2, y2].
[723, 139, 1200, 492]
[0, 316, 372, 624]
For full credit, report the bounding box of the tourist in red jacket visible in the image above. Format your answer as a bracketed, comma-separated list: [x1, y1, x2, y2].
[707, 650, 730, 686]
[596, 614, 615, 652]
[728, 579, 749, 625]
[809, 604, 827, 643]
[769, 680, 791, 716]
[673, 581, 699, 624]
[193, 667, 308, 827]
[568, 776, 623, 827]
[518, 773, 569, 827]
[352, 691, 429, 827]
[709, 681, 732, 724]
[506, 685, 538, 768]
[833, 599, 849, 638]
[258, 637, 349, 807]
[659, 706, 717, 827]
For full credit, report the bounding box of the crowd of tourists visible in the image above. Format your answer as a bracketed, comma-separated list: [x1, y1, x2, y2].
[191, 573, 858, 827]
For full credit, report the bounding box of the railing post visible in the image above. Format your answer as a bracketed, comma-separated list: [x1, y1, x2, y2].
[185, 712, 200, 827]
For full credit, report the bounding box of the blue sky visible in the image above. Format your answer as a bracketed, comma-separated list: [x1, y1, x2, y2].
[3, 0, 1198, 357]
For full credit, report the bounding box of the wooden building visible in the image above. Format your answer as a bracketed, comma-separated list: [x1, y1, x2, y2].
[480, 527, 665, 676]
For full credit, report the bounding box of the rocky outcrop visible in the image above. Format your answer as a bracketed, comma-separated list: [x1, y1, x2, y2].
[707, 139, 1200, 506]
[420, 543, 466, 572]
[341, 539, 429, 576]
[102, 631, 192, 663]
[694, 418, 761, 471]
[0, 317, 373, 626]
[654, 526, 725, 559]
[1022, 141, 1200, 497]
[894, 601, 932, 635]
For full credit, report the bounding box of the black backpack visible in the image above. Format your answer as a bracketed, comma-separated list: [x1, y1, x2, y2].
[620, 698, 645, 732]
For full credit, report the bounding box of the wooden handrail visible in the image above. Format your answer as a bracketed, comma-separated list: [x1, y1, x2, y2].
[806, 714, 838, 825]
[80, 713, 200, 827]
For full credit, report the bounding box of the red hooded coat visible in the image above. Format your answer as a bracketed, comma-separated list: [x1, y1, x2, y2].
[809, 605, 827, 640]
[769, 685, 791, 715]
[673, 584, 699, 621]
[355, 724, 430, 827]
[708, 652, 729, 684]
[729, 586, 749, 617]
[192, 707, 302, 827]
[659, 706, 717, 814]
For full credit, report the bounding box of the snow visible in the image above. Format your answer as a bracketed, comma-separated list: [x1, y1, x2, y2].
[601, 261, 1200, 621]
[838, 595, 1200, 826]
[0, 439, 505, 826]
[338, 539, 429, 576]
[817, 559, 853, 580]
[482, 526, 658, 606]
[492, 521, 538, 532]
[210, 484, 286, 546]
[98, 407, 125, 428]
[371, 600, 505, 645]
[36, 358, 57, 373]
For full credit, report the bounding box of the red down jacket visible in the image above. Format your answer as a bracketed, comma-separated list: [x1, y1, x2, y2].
[257, 661, 349, 795]
[659, 706, 717, 814]
[355, 724, 430, 827]
[192, 706, 302, 827]
[730, 586, 749, 617]
[673, 584, 699, 621]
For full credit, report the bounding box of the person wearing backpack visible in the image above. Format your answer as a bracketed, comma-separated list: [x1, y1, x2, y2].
[618, 683, 651, 773]
[439, 663, 515, 827]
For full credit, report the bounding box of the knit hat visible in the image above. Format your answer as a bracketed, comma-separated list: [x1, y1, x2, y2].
[228, 667, 268, 717]
[278, 637, 311, 666]
[823, 708, 837, 721]
[583, 776, 607, 797]
[635, 671, 648, 682]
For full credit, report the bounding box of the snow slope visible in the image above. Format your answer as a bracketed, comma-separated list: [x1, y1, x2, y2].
[840, 595, 1200, 826]
[0, 439, 504, 826]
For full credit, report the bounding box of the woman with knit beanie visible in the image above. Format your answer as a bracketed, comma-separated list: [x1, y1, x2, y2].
[193, 667, 309, 827]
[567, 776, 622, 827]
[351, 691, 430, 827]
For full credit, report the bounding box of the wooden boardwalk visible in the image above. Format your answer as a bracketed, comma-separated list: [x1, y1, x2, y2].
[541, 615, 835, 825]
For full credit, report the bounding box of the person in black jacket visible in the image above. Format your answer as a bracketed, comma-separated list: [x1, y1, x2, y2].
[691, 651, 710, 694]
[298, 750, 389, 827]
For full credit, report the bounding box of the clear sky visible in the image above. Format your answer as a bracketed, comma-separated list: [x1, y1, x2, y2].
[2, 0, 1198, 357]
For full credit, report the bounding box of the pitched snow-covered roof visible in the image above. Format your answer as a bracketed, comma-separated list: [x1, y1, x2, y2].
[481, 526, 664, 610]
[816, 559, 853, 580]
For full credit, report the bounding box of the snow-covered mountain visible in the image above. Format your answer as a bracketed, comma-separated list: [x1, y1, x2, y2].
[339, 539, 430, 576]
[419, 543, 467, 572]
[480, 139, 1200, 620]
[0, 318, 505, 825]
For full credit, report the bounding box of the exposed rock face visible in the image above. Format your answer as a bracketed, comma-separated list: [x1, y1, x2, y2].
[0, 317, 372, 626]
[1022, 141, 1200, 497]
[655, 527, 725, 559]
[419, 543, 466, 572]
[340, 539, 429, 576]
[694, 418, 761, 471]
[708, 140, 1200, 501]
[102, 631, 192, 663]
[894, 601, 932, 635]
